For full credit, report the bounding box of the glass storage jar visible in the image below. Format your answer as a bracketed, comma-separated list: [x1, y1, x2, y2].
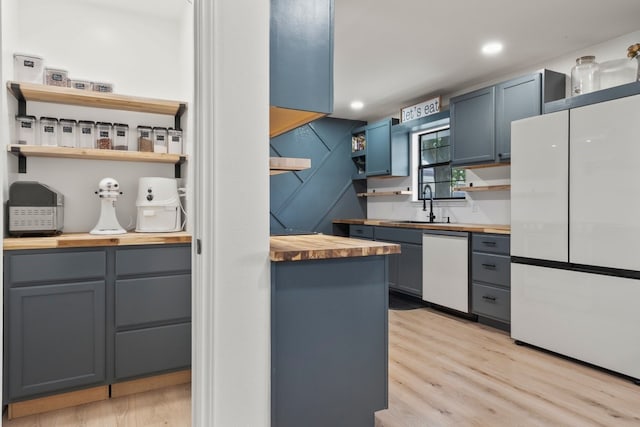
[113, 123, 129, 150]
[153, 127, 168, 153]
[39, 117, 58, 146]
[69, 79, 92, 91]
[137, 126, 153, 152]
[15, 115, 36, 145]
[78, 121, 95, 148]
[571, 56, 600, 96]
[59, 119, 77, 147]
[168, 128, 183, 154]
[96, 122, 113, 149]
[44, 68, 68, 87]
[13, 54, 44, 84]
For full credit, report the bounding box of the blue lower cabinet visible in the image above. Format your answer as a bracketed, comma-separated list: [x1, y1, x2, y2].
[3, 244, 192, 403]
[8, 280, 106, 400]
[272, 256, 389, 427]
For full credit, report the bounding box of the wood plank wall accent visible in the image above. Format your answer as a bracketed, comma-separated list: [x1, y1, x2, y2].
[270, 118, 367, 234]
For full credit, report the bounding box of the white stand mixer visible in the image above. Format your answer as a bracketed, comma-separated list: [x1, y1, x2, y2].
[90, 177, 126, 235]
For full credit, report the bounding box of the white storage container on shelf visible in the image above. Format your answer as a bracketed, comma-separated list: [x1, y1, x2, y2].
[92, 82, 113, 93]
[39, 117, 58, 146]
[44, 68, 68, 87]
[96, 122, 113, 150]
[168, 128, 183, 154]
[13, 54, 44, 83]
[15, 115, 37, 145]
[137, 126, 153, 152]
[59, 119, 77, 147]
[78, 121, 95, 148]
[113, 123, 129, 151]
[69, 79, 92, 91]
[152, 127, 168, 153]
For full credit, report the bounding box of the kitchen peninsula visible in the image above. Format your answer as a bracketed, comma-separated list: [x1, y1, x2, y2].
[270, 234, 399, 427]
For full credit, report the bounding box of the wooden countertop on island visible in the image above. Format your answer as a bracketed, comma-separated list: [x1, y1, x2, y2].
[3, 232, 192, 250]
[270, 234, 400, 262]
[333, 219, 510, 235]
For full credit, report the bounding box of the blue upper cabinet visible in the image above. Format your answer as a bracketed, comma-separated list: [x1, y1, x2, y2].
[351, 119, 402, 179]
[270, 0, 334, 138]
[451, 86, 496, 165]
[451, 70, 565, 166]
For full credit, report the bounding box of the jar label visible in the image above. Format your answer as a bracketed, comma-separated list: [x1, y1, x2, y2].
[95, 84, 110, 92]
[63, 126, 73, 133]
[140, 131, 150, 138]
[117, 130, 126, 137]
[23, 60, 34, 68]
[44, 126, 54, 133]
[21, 122, 32, 129]
[156, 135, 165, 141]
[172, 136, 180, 142]
[100, 131, 109, 137]
[52, 73, 63, 81]
[73, 83, 87, 89]
[82, 128, 92, 134]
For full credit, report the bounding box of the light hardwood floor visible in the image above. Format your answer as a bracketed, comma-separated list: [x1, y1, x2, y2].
[4, 307, 640, 426]
[376, 306, 640, 427]
[3, 383, 190, 427]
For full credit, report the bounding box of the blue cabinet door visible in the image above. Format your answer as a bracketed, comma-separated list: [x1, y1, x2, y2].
[9, 281, 106, 399]
[366, 120, 392, 176]
[495, 74, 542, 161]
[451, 86, 496, 165]
[270, 0, 334, 114]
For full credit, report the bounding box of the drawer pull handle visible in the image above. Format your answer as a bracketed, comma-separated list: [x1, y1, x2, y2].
[482, 263, 497, 269]
[482, 295, 497, 302]
[482, 241, 497, 246]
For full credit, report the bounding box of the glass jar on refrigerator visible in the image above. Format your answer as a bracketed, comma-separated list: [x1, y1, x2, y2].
[571, 56, 600, 96]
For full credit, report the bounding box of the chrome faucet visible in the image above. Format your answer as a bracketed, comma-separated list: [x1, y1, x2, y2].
[422, 184, 436, 223]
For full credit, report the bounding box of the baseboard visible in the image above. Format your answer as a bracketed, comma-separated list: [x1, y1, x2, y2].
[110, 369, 191, 398]
[8, 385, 109, 420]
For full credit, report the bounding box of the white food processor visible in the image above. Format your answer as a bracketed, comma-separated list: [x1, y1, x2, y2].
[135, 177, 182, 233]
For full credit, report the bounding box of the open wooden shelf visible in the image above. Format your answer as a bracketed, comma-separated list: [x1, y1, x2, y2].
[459, 162, 510, 170]
[8, 144, 185, 164]
[269, 156, 311, 175]
[7, 145, 187, 177]
[357, 190, 413, 197]
[7, 81, 186, 116]
[453, 185, 511, 192]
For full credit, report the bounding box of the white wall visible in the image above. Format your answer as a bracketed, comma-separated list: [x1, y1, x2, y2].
[192, 0, 270, 425]
[367, 29, 640, 225]
[4, 0, 193, 233]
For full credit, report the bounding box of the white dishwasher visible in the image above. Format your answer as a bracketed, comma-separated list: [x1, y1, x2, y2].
[422, 231, 469, 313]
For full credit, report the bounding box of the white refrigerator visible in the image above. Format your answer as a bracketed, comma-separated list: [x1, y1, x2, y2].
[510, 93, 640, 380]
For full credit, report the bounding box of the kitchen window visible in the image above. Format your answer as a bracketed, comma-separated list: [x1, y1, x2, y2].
[417, 127, 465, 200]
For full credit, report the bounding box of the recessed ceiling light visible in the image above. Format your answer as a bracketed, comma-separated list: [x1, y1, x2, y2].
[481, 42, 503, 55]
[350, 100, 364, 110]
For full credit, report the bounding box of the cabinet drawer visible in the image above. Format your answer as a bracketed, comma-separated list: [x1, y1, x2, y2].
[472, 253, 510, 287]
[7, 250, 106, 284]
[115, 275, 191, 328]
[472, 283, 510, 322]
[472, 234, 510, 255]
[116, 245, 191, 277]
[349, 225, 374, 239]
[115, 322, 191, 379]
[375, 227, 423, 244]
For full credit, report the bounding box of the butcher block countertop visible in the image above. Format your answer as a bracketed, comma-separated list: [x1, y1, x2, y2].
[333, 219, 510, 235]
[270, 234, 400, 262]
[3, 232, 192, 250]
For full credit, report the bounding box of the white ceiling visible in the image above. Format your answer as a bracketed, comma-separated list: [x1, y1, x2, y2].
[333, 0, 640, 121]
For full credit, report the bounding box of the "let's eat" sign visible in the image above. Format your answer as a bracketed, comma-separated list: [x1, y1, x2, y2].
[400, 96, 441, 123]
